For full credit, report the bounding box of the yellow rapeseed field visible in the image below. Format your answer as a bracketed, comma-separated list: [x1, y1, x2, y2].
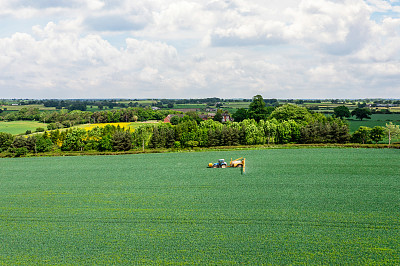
[84, 122, 133, 131]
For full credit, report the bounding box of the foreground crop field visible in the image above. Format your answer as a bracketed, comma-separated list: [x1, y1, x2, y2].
[0, 149, 399, 264]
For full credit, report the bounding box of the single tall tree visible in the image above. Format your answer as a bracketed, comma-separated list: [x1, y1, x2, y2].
[385, 122, 400, 145]
[351, 108, 371, 121]
[248, 95, 269, 122]
[333, 105, 351, 119]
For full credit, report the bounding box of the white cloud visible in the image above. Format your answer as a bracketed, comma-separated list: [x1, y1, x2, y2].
[0, 0, 400, 98]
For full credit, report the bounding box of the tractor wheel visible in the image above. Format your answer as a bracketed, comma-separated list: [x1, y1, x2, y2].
[221, 164, 226, 168]
[237, 164, 243, 168]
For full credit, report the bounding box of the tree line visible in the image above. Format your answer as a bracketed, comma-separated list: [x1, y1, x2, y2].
[0, 107, 179, 128]
[0, 103, 354, 157]
[1, 95, 400, 157]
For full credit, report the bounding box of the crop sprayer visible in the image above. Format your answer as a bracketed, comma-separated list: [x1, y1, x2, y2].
[208, 157, 246, 174]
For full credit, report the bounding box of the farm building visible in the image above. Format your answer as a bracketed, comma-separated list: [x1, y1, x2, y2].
[222, 113, 233, 122]
[199, 113, 217, 120]
[164, 114, 184, 123]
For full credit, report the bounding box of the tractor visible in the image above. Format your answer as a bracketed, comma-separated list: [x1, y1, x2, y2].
[208, 159, 228, 168]
[208, 157, 245, 168]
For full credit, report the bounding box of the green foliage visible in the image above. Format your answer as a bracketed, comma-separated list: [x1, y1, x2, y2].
[247, 95, 270, 122]
[385, 122, 400, 145]
[261, 119, 278, 144]
[132, 124, 154, 149]
[14, 147, 29, 157]
[67, 102, 87, 112]
[351, 108, 372, 121]
[170, 115, 180, 125]
[174, 141, 181, 148]
[200, 119, 223, 130]
[97, 135, 113, 151]
[213, 110, 223, 122]
[369, 126, 385, 144]
[270, 104, 313, 123]
[300, 118, 350, 144]
[0, 132, 13, 152]
[241, 119, 264, 145]
[61, 128, 87, 151]
[232, 108, 248, 122]
[333, 105, 351, 119]
[351, 126, 372, 144]
[184, 111, 203, 124]
[10, 136, 27, 149]
[47, 122, 63, 130]
[35, 135, 53, 152]
[111, 131, 133, 151]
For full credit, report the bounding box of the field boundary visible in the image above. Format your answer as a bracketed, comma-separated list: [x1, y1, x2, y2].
[1, 143, 399, 158]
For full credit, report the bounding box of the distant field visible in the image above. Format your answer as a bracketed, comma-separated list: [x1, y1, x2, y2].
[0, 148, 398, 264]
[173, 104, 207, 109]
[0, 121, 156, 135]
[75, 122, 157, 131]
[222, 102, 250, 109]
[347, 114, 400, 132]
[0, 121, 48, 135]
[1, 104, 56, 111]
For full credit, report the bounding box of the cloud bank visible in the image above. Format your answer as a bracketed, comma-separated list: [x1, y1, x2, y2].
[0, 0, 399, 99]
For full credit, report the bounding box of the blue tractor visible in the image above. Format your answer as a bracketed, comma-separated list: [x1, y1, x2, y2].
[208, 159, 228, 168]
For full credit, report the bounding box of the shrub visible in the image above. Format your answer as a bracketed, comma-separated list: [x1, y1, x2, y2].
[0, 132, 13, 152]
[14, 147, 28, 157]
[174, 141, 181, 148]
[112, 131, 133, 151]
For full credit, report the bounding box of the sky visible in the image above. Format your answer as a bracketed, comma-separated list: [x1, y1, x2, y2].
[0, 0, 400, 99]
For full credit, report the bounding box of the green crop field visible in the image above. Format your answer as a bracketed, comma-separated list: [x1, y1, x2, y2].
[222, 102, 251, 109]
[173, 104, 207, 109]
[0, 149, 399, 264]
[0, 121, 48, 135]
[1, 104, 56, 111]
[348, 114, 400, 133]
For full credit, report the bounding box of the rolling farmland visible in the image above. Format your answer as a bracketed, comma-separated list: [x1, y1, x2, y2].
[347, 114, 400, 133]
[0, 121, 48, 135]
[0, 149, 399, 264]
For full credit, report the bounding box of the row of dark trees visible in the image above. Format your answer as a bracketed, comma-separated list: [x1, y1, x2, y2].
[0, 125, 134, 156]
[0, 107, 178, 128]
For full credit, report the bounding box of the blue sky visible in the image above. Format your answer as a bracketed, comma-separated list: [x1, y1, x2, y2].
[0, 0, 400, 99]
